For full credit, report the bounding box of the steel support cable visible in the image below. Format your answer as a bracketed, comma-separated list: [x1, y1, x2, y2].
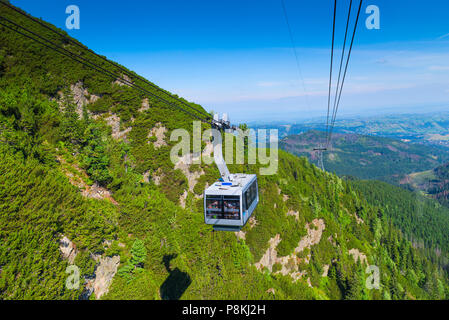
[325, 0, 338, 144]
[0, 0, 212, 120]
[327, 0, 363, 148]
[0, 15, 211, 124]
[280, 0, 311, 110]
[330, 0, 352, 137]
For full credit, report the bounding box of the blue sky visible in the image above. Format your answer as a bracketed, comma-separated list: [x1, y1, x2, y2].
[10, 0, 449, 123]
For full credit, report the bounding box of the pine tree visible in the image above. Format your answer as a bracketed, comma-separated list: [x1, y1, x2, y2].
[82, 123, 111, 186]
[130, 239, 147, 268]
[60, 89, 82, 144]
[345, 261, 364, 300]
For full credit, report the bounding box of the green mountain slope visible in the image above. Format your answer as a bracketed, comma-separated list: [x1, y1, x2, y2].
[401, 162, 449, 208]
[1, 3, 448, 300]
[280, 130, 449, 184]
[351, 179, 449, 261]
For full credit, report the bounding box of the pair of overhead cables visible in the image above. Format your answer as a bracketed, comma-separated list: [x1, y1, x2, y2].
[325, 0, 363, 148]
[0, 1, 213, 125]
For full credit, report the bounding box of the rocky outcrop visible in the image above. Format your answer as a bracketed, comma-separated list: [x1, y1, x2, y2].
[254, 219, 326, 283]
[179, 190, 188, 209]
[235, 230, 246, 240]
[60, 236, 120, 300]
[84, 255, 120, 300]
[59, 235, 78, 264]
[248, 216, 257, 229]
[287, 210, 299, 221]
[114, 74, 133, 87]
[148, 122, 168, 149]
[295, 219, 325, 253]
[173, 141, 213, 194]
[266, 288, 276, 295]
[82, 183, 118, 205]
[254, 234, 281, 273]
[348, 248, 368, 265]
[143, 168, 164, 185]
[322, 264, 330, 277]
[139, 98, 150, 113]
[105, 114, 132, 141]
[59, 81, 100, 118]
[175, 160, 204, 193]
[57, 155, 118, 205]
[353, 213, 364, 224]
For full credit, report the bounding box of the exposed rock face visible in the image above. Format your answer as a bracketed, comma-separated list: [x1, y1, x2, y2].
[202, 141, 213, 158]
[235, 230, 246, 240]
[82, 183, 110, 199]
[139, 98, 150, 113]
[179, 190, 188, 209]
[254, 219, 326, 282]
[322, 264, 330, 277]
[114, 74, 133, 87]
[248, 216, 257, 229]
[57, 155, 118, 205]
[266, 288, 276, 295]
[306, 278, 312, 288]
[287, 210, 299, 221]
[143, 171, 151, 183]
[295, 219, 325, 253]
[85, 255, 120, 300]
[105, 113, 132, 141]
[59, 235, 78, 264]
[143, 168, 163, 185]
[148, 122, 168, 149]
[173, 141, 213, 194]
[348, 248, 368, 265]
[81, 183, 119, 206]
[254, 234, 281, 273]
[59, 81, 100, 118]
[175, 160, 204, 193]
[353, 213, 364, 224]
[70, 82, 89, 118]
[60, 236, 120, 300]
[152, 171, 163, 185]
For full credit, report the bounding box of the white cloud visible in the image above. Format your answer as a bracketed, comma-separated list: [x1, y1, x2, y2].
[438, 33, 449, 40]
[429, 65, 449, 71]
[375, 59, 388, 64]
[256, 81, 285, 88]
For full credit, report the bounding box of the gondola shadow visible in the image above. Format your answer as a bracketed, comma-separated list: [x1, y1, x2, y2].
[160, 254, 192, 300]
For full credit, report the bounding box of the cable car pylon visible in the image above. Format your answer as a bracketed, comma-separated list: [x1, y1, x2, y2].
[313, 144, 327, 171]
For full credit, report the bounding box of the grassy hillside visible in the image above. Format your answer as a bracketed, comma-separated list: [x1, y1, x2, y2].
[280, 130, 449, 184]
[1, 3, 449, 300]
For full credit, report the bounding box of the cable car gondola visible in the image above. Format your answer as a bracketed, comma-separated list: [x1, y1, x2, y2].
[204, 114, 259, 232]
[204, 174, 258, 232]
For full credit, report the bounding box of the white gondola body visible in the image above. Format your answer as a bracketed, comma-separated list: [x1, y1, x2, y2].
[204, 174, 258, 231]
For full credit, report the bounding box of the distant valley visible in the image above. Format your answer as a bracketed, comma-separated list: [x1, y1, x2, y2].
[280, 130, 449, 184]
[401, 162, 449, 208]
[253, 112, 449, 149]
